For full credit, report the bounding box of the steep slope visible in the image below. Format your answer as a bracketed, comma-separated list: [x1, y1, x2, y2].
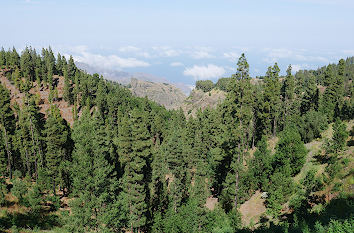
[0, 70, 76, 126]
[129, 78, 187, 110]
[239, 120, 354, 228]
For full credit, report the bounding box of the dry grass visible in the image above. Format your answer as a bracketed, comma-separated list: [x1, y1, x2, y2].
[267, 136, 279, 154]
[239, 190, 266, 227]
[205, 196, 218, 211]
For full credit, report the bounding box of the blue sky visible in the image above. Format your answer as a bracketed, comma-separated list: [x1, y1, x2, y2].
[1, 0, 354, 85]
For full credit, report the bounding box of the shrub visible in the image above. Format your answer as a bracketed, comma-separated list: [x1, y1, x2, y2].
[215, 77, 232, 92]
[195, 80, 214, 92]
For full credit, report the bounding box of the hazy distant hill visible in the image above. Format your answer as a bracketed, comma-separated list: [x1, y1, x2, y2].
[76, 61, 192, 94]
[129, 78, 187, 110]
[76, 62, 193, 109]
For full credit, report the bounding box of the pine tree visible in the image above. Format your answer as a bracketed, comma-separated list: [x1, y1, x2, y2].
[221, 54, 254, 209]
[320, 62, 345, 122]
[164, 126, 186, 212]
[56, 53, 63, 76]
[0, 47, 5, 67]
[331, 118, 348, 152]
[44, 104, 70, 195]
[300, 73, 319, 114]
[282, 65, 299, 126]
[14, 96, 44, 177]
[63, 66, 73, 105]
[10, 47, 20, 67]
[273, 127, 307, 176]
[67, 55, 76, 80]
[70, 109, 121, 231]
[251, 136, 272, 190]
[262, 63, 282, 136]
[95, 77, 107, 116]
[0, 83, 15, 177]
[73, 72, 81, 104]
[122, 108, 152, 232]
[20, 46, 34, 81]
[47, 64, 54, 89]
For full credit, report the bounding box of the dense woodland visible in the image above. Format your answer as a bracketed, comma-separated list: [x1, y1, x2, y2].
[0, 47, 353, 232]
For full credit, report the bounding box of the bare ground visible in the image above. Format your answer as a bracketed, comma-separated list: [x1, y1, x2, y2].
[0, 72, 76, 127]
[239, 190, 266, 227]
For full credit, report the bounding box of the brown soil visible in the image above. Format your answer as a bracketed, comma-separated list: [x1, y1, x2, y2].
[239, 190, 266, 227]
[0, 71, 76, 127]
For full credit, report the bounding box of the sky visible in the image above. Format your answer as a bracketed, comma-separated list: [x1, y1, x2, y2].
[1, 0, 354, 86]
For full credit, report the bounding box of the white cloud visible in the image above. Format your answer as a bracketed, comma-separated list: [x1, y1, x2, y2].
[263, 48, 329, 63]
[183, 64, 225, 80]
[170, 62, 184, 67]
[291, 64, 312, 72]
[138, 52, 152, 58]
[223, 52, 240, 62]
[189, 47, 214, 59]
[289, 0, 351, 5]
[341, 49, 354, 55]
[119, 46, 140, 52]
[70, 47, 149, 69]
[152, 46, 181, 57]
[24, 0, 38, 3]
[190, 50, 213, 59]
[225, 66, 235, 72]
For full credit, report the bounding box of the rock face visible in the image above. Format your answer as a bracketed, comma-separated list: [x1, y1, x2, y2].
[181, 89, 226, 118]
[129, 78, 187, 110]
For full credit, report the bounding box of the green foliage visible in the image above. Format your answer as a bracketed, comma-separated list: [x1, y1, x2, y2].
[266, 171, 294, 218]
[205, 207, 234, 233]
[196, 80, 215, 92]
[0, 178, 7, 206]
[331, 118, 349, 152]
[11, 176, 28, 206]
[27, 184, 42, 213]
[299, 110, 328, 143]
[70, 109, 121, 232]
[44, 104, 70, 194]
[0, 83, 15, 177]
[215, 77, 232, 91]
[273, 127, 307, 176]
[260, 63, 282, 136]
[0, 48, 353, 232]
[251, 136, 272, 190]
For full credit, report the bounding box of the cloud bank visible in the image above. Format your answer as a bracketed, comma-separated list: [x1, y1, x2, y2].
[183, 64, 225, 80]
[69, 47, 150, 70]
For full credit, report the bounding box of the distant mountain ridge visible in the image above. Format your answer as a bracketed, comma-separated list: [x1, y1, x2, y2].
[129, 78, 187, 110]
[75, 61, 193, 110]
[75, 61, 192, 94]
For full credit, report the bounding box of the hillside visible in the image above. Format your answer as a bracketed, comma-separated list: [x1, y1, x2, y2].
[181, 88, 226, 117]
[239, 120, 354, 228]
[0, 48, 353, 233]
[128, 78, 187, 110]
[0, 70, 76, 126]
